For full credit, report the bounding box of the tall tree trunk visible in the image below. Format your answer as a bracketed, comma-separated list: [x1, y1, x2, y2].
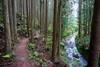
[33, 0, 36, 29]
[26, 0, 30, 36]
[52, 0, 61, 62]
[12, 0, 17, 43]
[78, 0, 82, 38]
[8, 0, 14, 45]
[30, 0, 34, 42]
[44, 0, 48, 45]
[4, 0, 12, 51]
[57, 0, 61, 56]
[40, 0, 44, 34]
[88, 0, 100, 67]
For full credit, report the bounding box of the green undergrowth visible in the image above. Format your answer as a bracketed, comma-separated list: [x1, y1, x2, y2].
[28, 37, 67, 66]
[28, 43, 47, 66]
[76, 35, 90, 60]
[60, 41, 67, 63]
[47, 34, 67, 63]
[0, 52, 14, 61]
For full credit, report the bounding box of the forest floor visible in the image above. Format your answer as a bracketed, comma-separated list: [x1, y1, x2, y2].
[14, 36, 67, 67]
[14, 37, 53, 67]
[0, 34, 67, 67]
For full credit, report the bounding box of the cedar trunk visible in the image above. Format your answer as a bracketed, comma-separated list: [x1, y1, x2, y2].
[52, 0, 61, 61]
[88, 0, 100, 67]
[4, 0, 12, 51]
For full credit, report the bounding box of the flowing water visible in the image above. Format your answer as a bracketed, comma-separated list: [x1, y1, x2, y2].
[64, 33, 87, 67]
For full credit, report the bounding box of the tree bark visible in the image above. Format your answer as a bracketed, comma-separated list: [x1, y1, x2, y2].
[52, 0, 61, 62]
[8, 0, 14, 45]
[44, 0, 48, 45]
[12, 0, 17, 43]
[4, 0, 12, 51]
[88, 0, 100, 67]
[78, 0, 82, 38]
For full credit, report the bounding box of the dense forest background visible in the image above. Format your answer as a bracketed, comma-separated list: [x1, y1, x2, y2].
[0, 0, 100, 67]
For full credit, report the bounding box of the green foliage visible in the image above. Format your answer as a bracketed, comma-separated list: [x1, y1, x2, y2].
[76, 35, 90, 60]
[1, 52, 13, 60]
[60, 41, 67, 63]
[28, 43, 47, 66]
[46, 24, 53, 51]
[2, 53, 12, 59]
[28, 43, 36, 51]
[62, 22, 78, 38]
[76, 35, 90, 48]
[48, 24, 53, 34]
[16, 13, 28, 36]
[47, 35, 52, 49]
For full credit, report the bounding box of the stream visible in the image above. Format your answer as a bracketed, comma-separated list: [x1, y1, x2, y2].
[64, 33, 87, 67]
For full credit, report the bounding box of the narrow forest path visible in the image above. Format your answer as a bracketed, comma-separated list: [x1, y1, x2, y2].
[13, 36, 67, 67]
[14, 37, 36, 67]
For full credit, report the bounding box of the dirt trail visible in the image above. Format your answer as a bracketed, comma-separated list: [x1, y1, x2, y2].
[14, 37, 67, 67]
[14, 38, 34, 67]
